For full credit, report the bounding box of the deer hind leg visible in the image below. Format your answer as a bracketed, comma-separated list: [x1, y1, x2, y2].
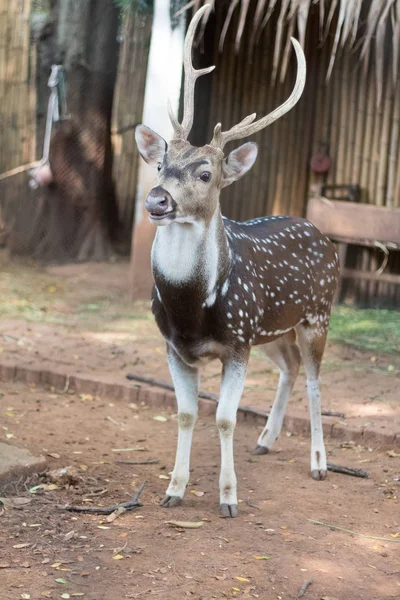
[160, 345, 199, 508]
[253, 330, 301, 455]
[217, 354, 249, 518]
[295, 322, 328, 480]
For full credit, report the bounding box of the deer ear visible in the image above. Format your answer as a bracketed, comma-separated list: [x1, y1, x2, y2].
[135, 125, 167, 167]
[221, 142, 258, 188]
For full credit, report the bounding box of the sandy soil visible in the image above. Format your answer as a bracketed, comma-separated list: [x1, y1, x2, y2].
[0, 380, 399, 600]
[0, 259, 399, 442]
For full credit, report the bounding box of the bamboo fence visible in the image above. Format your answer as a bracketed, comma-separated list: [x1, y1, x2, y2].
[111, 9, 152, 237]
[202, 0, 400, 306]
[0, 1, 399, 305]
[0, 3, 36, 168]
[0, 0, 36, 245]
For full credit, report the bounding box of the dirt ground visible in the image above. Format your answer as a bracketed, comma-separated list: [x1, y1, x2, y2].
[1, 380, 399, 600]
[0, 258, 399, 441]
[0, 257, 400, 599]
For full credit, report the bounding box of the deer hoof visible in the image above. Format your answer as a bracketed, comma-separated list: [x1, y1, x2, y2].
[252, 445, 269, 455]
[160, 495, 182, 508]
[311, 469, 327, 481]
[220, 503, 238, 518]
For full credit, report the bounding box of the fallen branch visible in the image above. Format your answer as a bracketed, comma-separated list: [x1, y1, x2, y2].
[126, 373, 218, 402]
[321, 409, 345, 418]
[298, 578, 313, 597]
[309, 519, 400, 542]
[59, 481, 146, 515]
[245, 500, 260, 510]
[126, 373, 343, 418]
[327, 462, 369, 478]
[115, 460, 160, 466]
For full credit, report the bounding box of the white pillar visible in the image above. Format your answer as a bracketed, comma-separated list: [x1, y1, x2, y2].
[130, 0, 186, 299]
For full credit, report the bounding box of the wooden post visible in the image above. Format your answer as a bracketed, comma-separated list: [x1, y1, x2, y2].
[129, 0, 186, 300]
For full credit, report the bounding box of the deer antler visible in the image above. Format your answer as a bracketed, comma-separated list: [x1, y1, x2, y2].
[209, 38, 306, 150]
[168, 4, 215, 141]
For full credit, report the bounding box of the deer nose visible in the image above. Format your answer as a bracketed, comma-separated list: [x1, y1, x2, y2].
[145, 186, 174, 215]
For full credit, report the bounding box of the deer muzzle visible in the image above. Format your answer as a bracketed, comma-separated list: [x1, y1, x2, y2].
[145, 186, 176, 221]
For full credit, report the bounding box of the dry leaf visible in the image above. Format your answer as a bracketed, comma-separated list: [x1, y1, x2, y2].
[191, 490, 205, 497]
[61, 595, 71, 599]
[253, 555, 270, 560]
[20, 594, 30, 599]
[112, 554, 124, 560]
[159, 474, 170, 480]
[0, 497, 31, 508]
[13, 543, 31, 549]
[165, 520, 204, 529]
[55, 578, 68, 584]
[387, 450, 400, 458]
[215, 575, 227, 581]
[153, 415, 168, 422]
[0, 564, 10, 568]
[119, 532, 128, 537]
[47, 452, 60, 459]
[235, 576, 250, 582]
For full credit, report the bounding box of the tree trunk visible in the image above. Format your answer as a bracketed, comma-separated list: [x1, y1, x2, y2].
[10, 0, 121, 262]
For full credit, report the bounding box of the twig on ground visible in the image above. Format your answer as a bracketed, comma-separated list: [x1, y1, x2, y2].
[126, 374, 344, 418]
[321, 409, 345, 418]
[245, 500, 260, 510]
[309, 519, 400, 542]
[126, 373, 218, 402]
[327, 462, 369, 478]
[62, 376, 70, 394]
[59, 481, 146, 515]
[298, 578, 313, 597]
[115, 460, 160, 465]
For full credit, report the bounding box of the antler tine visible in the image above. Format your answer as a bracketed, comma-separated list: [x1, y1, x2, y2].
[169, 4, 215, 140]
[210, 38, 306, 149]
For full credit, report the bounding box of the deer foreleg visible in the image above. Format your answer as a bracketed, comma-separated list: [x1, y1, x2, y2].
[217, 356, 249, 518]
[161, 346, 199, 508]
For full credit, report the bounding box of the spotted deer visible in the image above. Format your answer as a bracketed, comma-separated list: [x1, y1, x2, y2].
[135, 5, 339, 518]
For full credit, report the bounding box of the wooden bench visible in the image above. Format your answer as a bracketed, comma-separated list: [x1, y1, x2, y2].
[306, 195, 400, 300]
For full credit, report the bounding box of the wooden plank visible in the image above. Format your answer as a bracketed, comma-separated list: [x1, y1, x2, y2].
[306, 197, 400, 244]
[341, 268, 400, 285]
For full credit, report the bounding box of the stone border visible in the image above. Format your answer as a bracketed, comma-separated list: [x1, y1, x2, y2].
[1, 361, 398, 446]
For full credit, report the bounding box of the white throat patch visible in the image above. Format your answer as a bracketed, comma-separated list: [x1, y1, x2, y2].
[152, 213, 220, 295]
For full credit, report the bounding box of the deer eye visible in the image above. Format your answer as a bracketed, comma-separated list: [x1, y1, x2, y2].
[157, 163, 162, 171]
[200, 171, 211, 183]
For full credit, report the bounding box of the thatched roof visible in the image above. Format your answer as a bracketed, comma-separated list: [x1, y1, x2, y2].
[179, 0, 399, 104]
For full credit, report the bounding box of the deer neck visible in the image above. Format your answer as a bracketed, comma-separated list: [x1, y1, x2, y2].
[151, 208, 231, 306]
